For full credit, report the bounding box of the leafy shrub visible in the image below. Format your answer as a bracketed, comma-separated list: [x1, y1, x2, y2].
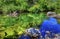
[0, 13, 46, 38]
[0, 0, 60, 14]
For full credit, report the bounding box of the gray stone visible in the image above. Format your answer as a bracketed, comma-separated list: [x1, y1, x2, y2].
[47, 11, 56, 17]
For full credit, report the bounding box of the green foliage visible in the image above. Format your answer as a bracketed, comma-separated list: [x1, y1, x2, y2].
[0, 0, 29, 14]
[0, 0, 60, 14]
[28, 0, 60, 12]
[0, 13, 46, 38]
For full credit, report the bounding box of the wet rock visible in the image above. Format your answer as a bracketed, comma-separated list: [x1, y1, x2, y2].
[56, 14, 60, 19]
[47, 11, 56, 17]
[47, 12, 60, 19]
[51, 34, 59, 39]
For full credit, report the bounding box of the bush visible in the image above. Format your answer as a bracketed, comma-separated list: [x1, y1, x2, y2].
[0, 0, 60, 14]
[0, 13, 46, 38]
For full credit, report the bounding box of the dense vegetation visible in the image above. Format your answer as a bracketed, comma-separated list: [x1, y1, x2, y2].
[0, 0, 60, 14]
[0, 0, 60, 39]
